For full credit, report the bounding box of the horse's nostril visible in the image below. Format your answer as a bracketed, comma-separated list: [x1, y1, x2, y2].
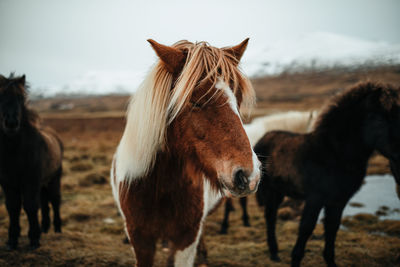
[234, 169, 249, 191]
[4, 119, 19, 130]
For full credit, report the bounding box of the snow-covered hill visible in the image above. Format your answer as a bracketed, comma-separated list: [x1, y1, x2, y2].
[242, 32, 400, 77]
[32, 70, 147, 98]
[32, 32, 400, 98]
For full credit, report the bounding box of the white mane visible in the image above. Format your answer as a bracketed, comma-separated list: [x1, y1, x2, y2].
[115, 65, 173, 184]
[244, 110, 318, 147]
[114, 41, 254, 184]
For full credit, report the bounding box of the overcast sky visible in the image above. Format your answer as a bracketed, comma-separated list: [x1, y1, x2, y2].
[0, 0, 399, 89]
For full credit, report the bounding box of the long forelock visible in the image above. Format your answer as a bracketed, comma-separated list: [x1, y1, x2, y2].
[169, 41, 255, 123]
[117, 40, 255, 183]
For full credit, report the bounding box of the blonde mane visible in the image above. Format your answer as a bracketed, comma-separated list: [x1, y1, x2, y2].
[116, 40, 255, 182]
[244, 111, 318, 147]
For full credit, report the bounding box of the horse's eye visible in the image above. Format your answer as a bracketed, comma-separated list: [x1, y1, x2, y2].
[190, 101, 202, 109]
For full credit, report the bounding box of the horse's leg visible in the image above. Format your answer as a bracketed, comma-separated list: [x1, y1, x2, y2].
[129, 229, 157, 267]
[40, 187, 50, 233]
[173, 237, 201, 267]
[168, 235, 208, 267]
[220, 198, 234, 234]
[291, 196, 323, 267]
[264, 190, 284, 262]
[239, 197, 250, 227]
[196, 235, 208, 266]
[48, 169, 62, 233]
[323, 204, 345, 267]
[3, 186, 22, 250]
[22, 184, 41, 249]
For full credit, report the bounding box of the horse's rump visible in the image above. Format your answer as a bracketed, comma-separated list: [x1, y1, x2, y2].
[39, 126, 63, 185]
[244, 111, 317, 146]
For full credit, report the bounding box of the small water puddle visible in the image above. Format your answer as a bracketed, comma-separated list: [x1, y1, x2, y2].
[342, 174, 400, 220]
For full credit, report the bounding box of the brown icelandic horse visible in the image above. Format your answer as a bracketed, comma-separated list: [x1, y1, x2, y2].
[254, 82, 400, 267]
[0, 74, 63, 250]
[111, 39, 261, 267]
[220, 111, 317, 234]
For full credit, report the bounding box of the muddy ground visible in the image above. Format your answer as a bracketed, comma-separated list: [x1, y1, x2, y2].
[1, 66, 400, 266]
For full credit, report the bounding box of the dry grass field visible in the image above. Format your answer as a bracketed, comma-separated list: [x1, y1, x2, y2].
[1, 66, 400, 266]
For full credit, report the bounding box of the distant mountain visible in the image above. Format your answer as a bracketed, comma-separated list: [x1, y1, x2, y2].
[242, 32, 400, 76]
[32, 70, 147, 99]
[31, 32, 400, 98]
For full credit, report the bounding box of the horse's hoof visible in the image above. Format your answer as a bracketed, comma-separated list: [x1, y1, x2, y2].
[29, 241, 40, 250]
[54, 228, 62, 233]
[219, 228, 228, 235]
[243, 221, 251, 227]
[270, 254, 281, 262]
[41, 222, 50, 233]
[5, 242, 18, 251]
[161, 240, 169, 252]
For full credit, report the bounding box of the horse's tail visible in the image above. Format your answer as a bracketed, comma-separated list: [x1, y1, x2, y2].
[55, 134, 64, 154]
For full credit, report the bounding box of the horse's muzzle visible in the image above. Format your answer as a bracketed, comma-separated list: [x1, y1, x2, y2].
[3, 120, 20, 135]
[221, 168, 260, 197]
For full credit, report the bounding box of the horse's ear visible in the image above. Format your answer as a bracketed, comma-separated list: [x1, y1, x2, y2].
[18, 75, 26, 85]
[380, 90, 395, 111]
[147, 39, 186, 74]
[223, 38, 249, 64]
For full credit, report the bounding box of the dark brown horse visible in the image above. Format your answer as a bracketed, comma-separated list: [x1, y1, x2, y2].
[0, 74, 63, 250]
[254, 82, 400, 267]
[220, 111, 317, 234]
[111, 39, 261, 266]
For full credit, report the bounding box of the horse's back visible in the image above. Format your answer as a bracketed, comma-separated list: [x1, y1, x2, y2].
[254, 130, 303, 155]
[245, 111, 316, 146]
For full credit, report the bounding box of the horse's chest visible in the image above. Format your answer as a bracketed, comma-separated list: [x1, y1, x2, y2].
[121, 177, 221, 246]
[0, 152, 35, 170]
[0, 149, 43, 187]
[124, 180, 204, 223]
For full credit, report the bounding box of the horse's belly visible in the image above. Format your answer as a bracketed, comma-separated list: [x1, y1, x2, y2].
[272, 175, 305, 199]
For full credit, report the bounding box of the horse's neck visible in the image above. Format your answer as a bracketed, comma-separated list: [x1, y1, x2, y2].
[313, 118, 374, 167]
[148, 151, 221, 207]
[151, 152, 203, 190]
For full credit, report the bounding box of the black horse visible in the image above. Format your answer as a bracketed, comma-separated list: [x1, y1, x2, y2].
[255, 82, 400, 267]
[0, 74, 63, 250]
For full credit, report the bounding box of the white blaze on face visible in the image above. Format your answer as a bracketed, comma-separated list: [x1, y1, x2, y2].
[215, 78, 240, 116]
[215, 78, 261, 191]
